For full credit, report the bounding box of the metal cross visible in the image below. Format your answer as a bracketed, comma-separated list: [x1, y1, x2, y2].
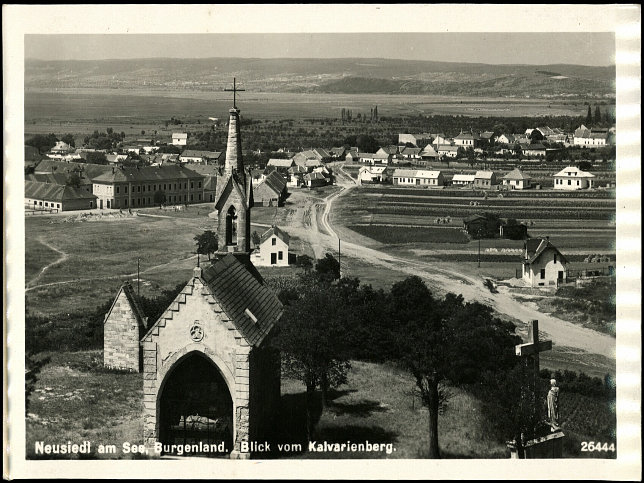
[224, 77, 245, 109]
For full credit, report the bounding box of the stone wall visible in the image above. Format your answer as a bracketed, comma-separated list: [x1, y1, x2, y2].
[140, 272, 270, 459]
[104, 289, 142, 372]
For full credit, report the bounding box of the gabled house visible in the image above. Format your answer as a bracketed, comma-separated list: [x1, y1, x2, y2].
[24, 180, 98, 211]
[179, 150, 223, 165]
[303, 171, 327, 188]
[496, 134, 516, 145]
[553, 166, 595, 190]
[357, 165, 389, 184]
[451, 173, 476, 186]
[522, 237, 568, 287]
[523, 144, 547, 157]
[392, 169, 443, 187]
[473, 171, 497, 189]
[266, 158, 296, 174]
[437, 145, 459, 158]
[502, 168, 532, 190]
[419, 144, 438, 161]
[252, 225, 290, 267]
[479, 132, 495, 146]
[453, 130, 480, 148]
[50, 141, 73, 154]
[329, 147, 347, 160]
[253, 170, 287, 206]
[172, 132, 188, 146]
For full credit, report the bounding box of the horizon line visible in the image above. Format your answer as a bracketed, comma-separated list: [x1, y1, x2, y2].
[24, 55, 616, 69]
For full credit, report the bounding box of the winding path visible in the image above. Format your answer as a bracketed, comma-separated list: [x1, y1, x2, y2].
[27, 238, 70, 288]
[312, 164, 615, 361]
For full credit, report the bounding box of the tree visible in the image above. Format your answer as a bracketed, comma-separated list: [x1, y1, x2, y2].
[315, 253, 341, 282]
[61, 134, 76, 148]
[594, 105, 602, 125]
[251, 230, 262, 247]
[26, 133, 58, 154]
[529, 129, 544, 142]
[355, 134, 380, 153]
[153, 190, 167, 206]
[66, 172, 82, 189]
[85, 152, 108, 165]
[390, 279, 519, 458]
[577, 160, 593, 171]
[273, 278, 352, 440]
[295, 254, 314, 273]
[194, 230, 218, 260]
[586, 105, 593, 126]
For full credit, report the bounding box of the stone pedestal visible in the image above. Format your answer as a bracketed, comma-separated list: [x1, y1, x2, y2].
[507, 430, 565, 458]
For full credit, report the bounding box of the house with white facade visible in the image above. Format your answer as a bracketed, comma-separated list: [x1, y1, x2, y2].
[437, 145, 459, 158]
[553, 166, 595, 190]
[451, 173, 476, 186]
[252, 225, 290, 267]
[502, 168, 532, 190]
[392, 169, 443, 187]
[573, 125, 614, 147]
[521, 237, 568, 287]
[473, 171, 497, 189]
[358, 165, 389, 184]
[453, 130, 480, 148]
[172, 133, 188, 146]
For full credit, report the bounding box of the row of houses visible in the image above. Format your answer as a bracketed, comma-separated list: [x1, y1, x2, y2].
[358, 166, 595, 190]
[26, 158, 290, 211]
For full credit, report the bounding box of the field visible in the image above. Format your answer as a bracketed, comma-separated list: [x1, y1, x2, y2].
[334, 185, 616, 258]
[24, 207, 305, 316]
[26, 351, 614, 459]
[24, 88, 588, 131]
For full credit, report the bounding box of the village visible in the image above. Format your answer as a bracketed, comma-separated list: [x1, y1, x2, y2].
[22, 87, 617, 464]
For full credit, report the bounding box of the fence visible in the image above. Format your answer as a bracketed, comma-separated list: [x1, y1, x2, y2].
[25, 207, 59, 215]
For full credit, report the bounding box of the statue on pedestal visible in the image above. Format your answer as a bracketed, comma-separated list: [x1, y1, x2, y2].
[547, 378, 560, 431]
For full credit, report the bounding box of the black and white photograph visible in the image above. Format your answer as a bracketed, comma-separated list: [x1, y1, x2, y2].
[3, 4, 641, 480]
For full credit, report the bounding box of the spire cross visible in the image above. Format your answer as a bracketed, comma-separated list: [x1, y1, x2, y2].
[224, 77, 245, 109]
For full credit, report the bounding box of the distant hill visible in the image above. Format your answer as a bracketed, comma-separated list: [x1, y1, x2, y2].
[24, 57, 615, 98]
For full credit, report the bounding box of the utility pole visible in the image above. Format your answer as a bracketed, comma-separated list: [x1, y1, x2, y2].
[137, 258, 140, 296]
[338, 238, 341, 278]
[478, 236, 481, 268]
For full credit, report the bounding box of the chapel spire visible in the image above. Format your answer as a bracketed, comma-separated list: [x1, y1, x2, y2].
[224, 78, 245, 176]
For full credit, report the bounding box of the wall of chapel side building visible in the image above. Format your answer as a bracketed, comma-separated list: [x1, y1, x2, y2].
[248, 336, 281, 444]
[103, 290, 142, 372]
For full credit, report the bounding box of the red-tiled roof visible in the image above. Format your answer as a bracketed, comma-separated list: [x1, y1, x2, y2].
[260, 225, 290, 245]
[24, 180, 97, 201]
[525, 238, 568, 264]
[92, 165, 203, 183]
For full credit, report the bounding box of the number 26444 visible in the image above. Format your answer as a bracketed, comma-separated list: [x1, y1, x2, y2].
[581, 442, 615, 452]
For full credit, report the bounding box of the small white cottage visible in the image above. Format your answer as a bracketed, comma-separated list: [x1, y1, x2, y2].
[553, 166, 595, 190]
[522, 237, 568, 287]
[252, 225, 290, 267]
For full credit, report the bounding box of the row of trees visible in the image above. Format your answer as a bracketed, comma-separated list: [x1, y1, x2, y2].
[269, 254, 524, 457]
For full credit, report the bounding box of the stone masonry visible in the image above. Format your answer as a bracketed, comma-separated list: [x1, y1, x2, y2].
[104, 283, 146, 372]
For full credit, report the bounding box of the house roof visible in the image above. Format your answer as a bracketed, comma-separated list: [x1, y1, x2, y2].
[184, 163, 220, 177]
[553, 166, 595, 178]
[437, 145, 459, 152]
[499, 134, 516, 143]
[26, 172, 72, 185]
[202, 254, 282, 346]
[267, 158, 296, 168]
[255, 170, 287, 195]
[34, 159, 114, 180]
[452, 174, 476, 182]
[400, 147, 422, 155]
[179, 150, 222, 159]
[480, 131, 495, 139]
[24, 180, 97, 202]
[172, 132, 188, 139]
[525, 144, 546, 151]
[503, 168, 532, 181]
[393, 169, 441, 179]
[330, 147, 346, 156]
[379, 146, 399, 155]
[92, 165, 203, 184]
[260, 225, 290, 245]
[463, 214, 487, 223]
[474, 170, 495, 180]
[454, 131, 479, 140]
[525, 238, 568, 265]
[304, 171, 327, 181]
[420, 144, 438, 156]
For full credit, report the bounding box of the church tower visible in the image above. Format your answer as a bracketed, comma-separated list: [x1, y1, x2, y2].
[214, 79, 253, 260]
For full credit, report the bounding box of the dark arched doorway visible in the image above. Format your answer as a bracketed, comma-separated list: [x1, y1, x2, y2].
[225, 206, 237, 246]
[158, 352, 234, 455]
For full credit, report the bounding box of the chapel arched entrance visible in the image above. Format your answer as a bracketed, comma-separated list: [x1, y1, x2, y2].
[158, 352, 234, 455]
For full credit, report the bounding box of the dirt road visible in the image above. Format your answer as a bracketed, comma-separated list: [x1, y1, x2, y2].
[308, 164, 615, 361]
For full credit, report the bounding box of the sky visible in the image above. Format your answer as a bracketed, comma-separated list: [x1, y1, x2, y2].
[25, 32, 615, 66]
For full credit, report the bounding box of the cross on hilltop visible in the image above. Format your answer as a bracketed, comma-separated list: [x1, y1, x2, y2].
[224, 77, 245, 109]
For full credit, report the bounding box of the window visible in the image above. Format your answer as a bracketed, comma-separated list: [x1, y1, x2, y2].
[184, 183, 187, 189]
[190, 181, 194, 189]
[272, 238, 276, 246]
[198, 181, 202, 188]
[137, 186, 140, 193]
[57, 203, 60, 208]
[154, 185, 157, 191]
[554, 254, 557, 264]
[568, 180, 571, 185]
[198, 194, 201, 201]
[164, 184, 167, 190]
[116, 186, 120, 194]
[125, 186, 128, 194]
[278, 251, 283, 260]
[540, 269, 546, 279]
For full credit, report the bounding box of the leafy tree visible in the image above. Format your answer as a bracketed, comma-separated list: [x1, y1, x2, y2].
[355, 134, 380, 153]
[529, 129, 544, 142]
[594, 105, 602, 125]
[153, 190, 167, 206]
[66, 172, 82, 189]
[194, 230, 218, 260]
[26, 133, 58, 154]
[315, 253, 341, 282]
[390, 280, 520, 458]
[586, 105, 593, 126]
[273, 278, 352, 440]
[61, 134, 76, 148]
[296, 254, 314, 273]
[577, 160, 593, 171]
[251, 230, 261, 247]
[84, 152, 108, 165]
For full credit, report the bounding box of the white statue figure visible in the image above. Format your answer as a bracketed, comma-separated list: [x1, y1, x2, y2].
[547, 378, 560, 431]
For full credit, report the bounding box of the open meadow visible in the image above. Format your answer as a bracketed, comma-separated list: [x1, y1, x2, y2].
[26, 351, 613, 459]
